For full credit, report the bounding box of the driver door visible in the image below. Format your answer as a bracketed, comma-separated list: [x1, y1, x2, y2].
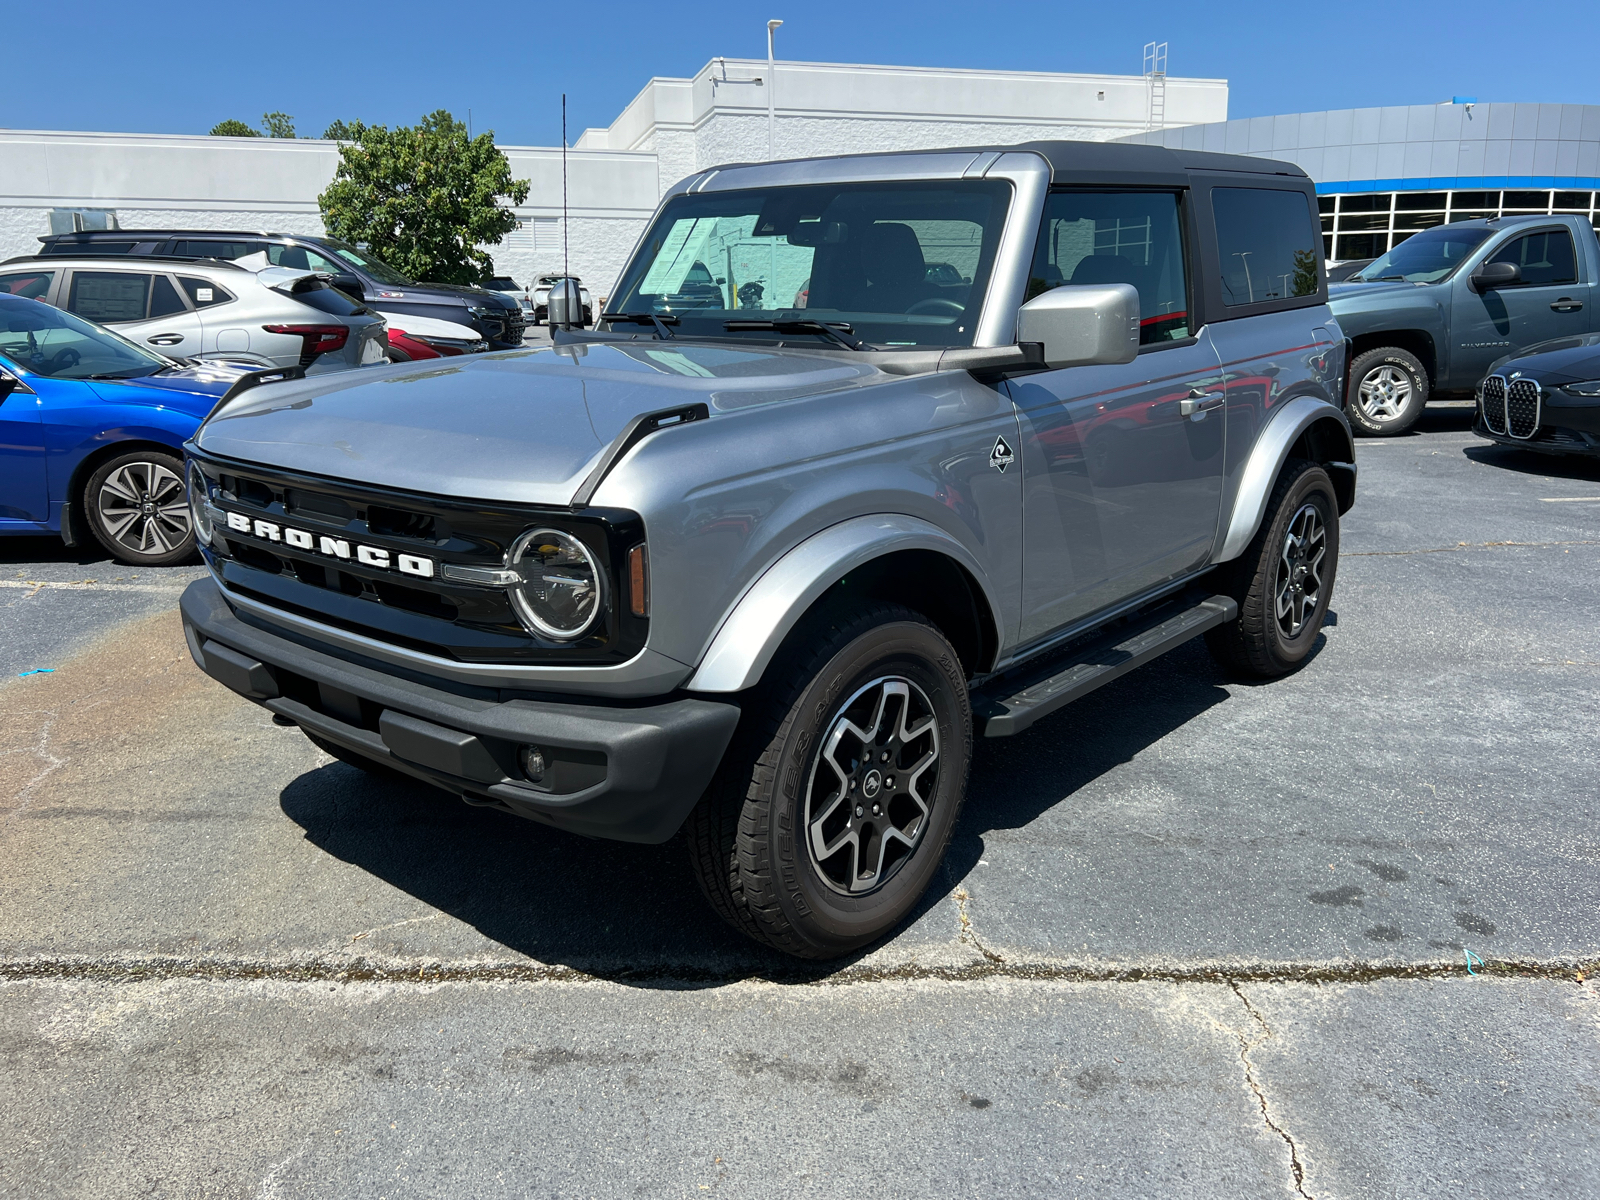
[1452, 227, 1595, 384]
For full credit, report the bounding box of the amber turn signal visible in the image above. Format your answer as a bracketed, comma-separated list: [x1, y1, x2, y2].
[628, 544, 649, 618]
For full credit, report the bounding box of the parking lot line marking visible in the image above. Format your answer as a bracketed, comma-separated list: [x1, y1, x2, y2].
[1540, 497, 1600, 503]
[1345, 539, 1600, 557]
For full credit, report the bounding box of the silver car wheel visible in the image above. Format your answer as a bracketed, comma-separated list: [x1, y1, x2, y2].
[1356, 364, 1413, 423]
[1275, 502, 1327, 639]
[805, 675, 941, 896]
[95, 461, 191, 557]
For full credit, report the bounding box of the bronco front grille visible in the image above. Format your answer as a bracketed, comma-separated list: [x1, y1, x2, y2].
[189, 456, 645, 667]
[1506, 378, 1541, 439]
[1481, 375, 1507, 435]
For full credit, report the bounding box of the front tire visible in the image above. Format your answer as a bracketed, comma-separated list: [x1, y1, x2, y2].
[1205, 459, 1340, 678]
[1346, 346, 1428, 436]
[83, 448, 195, 567]
[686, 603, 972, 959]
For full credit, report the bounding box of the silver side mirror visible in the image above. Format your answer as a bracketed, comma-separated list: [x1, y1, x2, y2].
[547, 278, 582, 328]
[1016, 283, 1140, 369]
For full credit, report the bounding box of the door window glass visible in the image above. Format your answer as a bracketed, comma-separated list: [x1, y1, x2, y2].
[179, 278, 235, 308]
[1212, 188, 1321, 306]
[1027, 191, 1191, 343]
[149, 275, 187, 318]
[267, 244, 343, 273]
[68, 272, 150, 323]
[0, 270, 53, 299]
[1487, 230, 1577, 285]
[172, 240, 259, 260]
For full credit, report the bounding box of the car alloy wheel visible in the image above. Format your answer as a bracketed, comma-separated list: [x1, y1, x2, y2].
[1275, 501, 1327, 639]
[805, 675, 941, 895]
[95, 460, 191, 559]
[1356, 364, 1413, 424]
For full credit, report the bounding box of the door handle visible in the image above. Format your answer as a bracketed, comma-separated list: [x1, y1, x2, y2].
[1551, 298, 1583, 312]
[146, 333, 185, 345]
[1179, 389, 1225, 418]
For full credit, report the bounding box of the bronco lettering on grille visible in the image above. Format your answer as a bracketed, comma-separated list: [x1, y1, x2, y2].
[220, 510, 435, 578]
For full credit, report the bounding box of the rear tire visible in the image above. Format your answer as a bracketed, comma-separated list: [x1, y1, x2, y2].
[686, 603, 972, 959]
[1346, 346, 1428, 436]
[83, 448, 196, 567]
[1205, 459, 1340, 678]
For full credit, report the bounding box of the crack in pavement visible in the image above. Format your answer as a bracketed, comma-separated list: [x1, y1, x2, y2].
[1230, 980, 1312, 1199]
[2, 954, 1594, 989]
[951, 887, 1004, 965]
[1343, 539, 1600, 558]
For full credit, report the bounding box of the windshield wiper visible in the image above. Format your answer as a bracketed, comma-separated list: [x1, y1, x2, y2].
[600, 312, 679, 339]
[723, 319, 865, 351]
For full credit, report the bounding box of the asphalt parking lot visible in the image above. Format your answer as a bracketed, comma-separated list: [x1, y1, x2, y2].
[2, 405, 1597, 1199]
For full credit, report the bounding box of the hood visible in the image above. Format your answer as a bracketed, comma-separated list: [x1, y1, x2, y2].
[86, 362, 251, 411]
[1328, 279, 1420, 303]
[1488, 332, 1600, 383]
[381, 312, 481, 340]
[194, 340, 881, 505]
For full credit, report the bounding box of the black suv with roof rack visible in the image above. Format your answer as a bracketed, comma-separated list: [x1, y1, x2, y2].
[37, 230, 526, 350]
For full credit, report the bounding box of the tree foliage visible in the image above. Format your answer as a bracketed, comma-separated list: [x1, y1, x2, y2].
[322, 119, 356, 141]
[317, 111, 530, 285]
[1292, 248, 1320, 297]
[209, 119, 258, 137]
[261, 111, 297, 138]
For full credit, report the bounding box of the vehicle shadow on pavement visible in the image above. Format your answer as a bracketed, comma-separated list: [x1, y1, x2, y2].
[0, 535, 122, 567]
[1462, 442, 1600, 483]
[278, 639, 1237, 986]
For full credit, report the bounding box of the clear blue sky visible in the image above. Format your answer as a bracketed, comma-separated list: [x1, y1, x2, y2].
[7, 0, 1599, 146]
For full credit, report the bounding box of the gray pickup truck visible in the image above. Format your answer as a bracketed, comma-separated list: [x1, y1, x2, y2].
[180, 141, 1355, 958]
[1331, 213, 1600, 435]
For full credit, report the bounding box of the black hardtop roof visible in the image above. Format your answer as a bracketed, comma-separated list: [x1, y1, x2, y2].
[706, 139, 1309, 188]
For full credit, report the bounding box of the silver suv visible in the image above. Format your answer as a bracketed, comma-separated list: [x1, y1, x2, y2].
[0, 255, 388, 372]
[181, 142, 1356, 958]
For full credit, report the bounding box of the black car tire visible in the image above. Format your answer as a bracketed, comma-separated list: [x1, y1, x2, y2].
[1346, 346, 1429, 436]
[1205, 458, 1340, 678]
[686, 603, 972, 960]
[83, 448, 196, 567]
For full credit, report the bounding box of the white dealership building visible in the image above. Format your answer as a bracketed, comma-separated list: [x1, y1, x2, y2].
[0, 57, 1227, 300]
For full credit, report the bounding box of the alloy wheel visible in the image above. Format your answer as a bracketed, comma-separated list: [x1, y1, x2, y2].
[805, 676, 941, 895]
[1275, 502, 1327, 638]
[95, 461, 191, 558]
[1356, 364, 1413, 423]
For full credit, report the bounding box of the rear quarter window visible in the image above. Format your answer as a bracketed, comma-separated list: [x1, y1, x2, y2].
[180, 277, 236, 308]
[1211, 187, 1322, 307]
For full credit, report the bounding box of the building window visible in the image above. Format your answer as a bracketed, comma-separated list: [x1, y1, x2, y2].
[1322, 189, 1600, 262]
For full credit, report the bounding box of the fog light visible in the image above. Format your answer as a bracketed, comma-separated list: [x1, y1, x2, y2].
[520, 745, 547, 783]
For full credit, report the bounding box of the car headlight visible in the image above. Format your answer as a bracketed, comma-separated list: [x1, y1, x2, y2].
[506, 528, 604, 640]
[1562, 380, 1600, 397]
[187, 462, 214, 546]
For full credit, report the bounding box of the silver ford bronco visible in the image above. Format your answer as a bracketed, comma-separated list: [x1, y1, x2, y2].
[181, 142, 1356, 959]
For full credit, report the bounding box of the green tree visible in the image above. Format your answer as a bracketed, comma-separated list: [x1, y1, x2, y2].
[322, 119, 358, 141]
[261, 111, 297, 138]
[1292, 247, 1320, 297]
[317, 110, 530, 285]
[209, 119, 259, 137]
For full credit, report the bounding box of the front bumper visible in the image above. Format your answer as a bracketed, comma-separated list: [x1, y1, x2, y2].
[180, 578, 739, 843]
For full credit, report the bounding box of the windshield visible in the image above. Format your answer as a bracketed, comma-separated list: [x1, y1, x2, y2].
[321, 239, 413, 287]
[1350, 224, 1493, 283]
[0, 294, 170, 379]
[606, 180, 1013, 348]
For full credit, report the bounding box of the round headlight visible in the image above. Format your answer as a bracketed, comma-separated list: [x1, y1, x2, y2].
[186, 462, 213, 546]
[507, 528, 603, 640]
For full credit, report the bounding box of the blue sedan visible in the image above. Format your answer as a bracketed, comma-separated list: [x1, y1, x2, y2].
[0, 293, 263, 566]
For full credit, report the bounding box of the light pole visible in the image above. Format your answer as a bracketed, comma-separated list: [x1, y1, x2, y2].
[1233, 251, 1255, 303]
[767, 19, 783, 161]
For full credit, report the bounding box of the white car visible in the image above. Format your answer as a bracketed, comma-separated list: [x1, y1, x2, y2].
[383, 312, 489, 361]
[529, 274, 592, 326]
[0, 253, 388, 373]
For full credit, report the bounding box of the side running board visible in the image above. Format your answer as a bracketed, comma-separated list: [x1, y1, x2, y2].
[974, 593, 1237, 737]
